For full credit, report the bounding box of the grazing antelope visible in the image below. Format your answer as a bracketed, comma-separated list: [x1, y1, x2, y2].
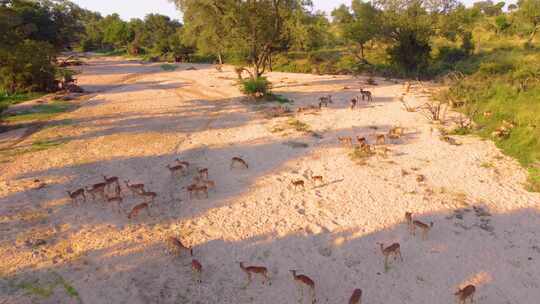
[103, 175, 120, 192]
[239, 262, 270, 286]
[360, 89, 373, 102]
[127, 202, 150, 219]
[455, 285, 475, 304]
[103, 175, 120, 195]
[198, 168, 209, 180]
[379, 242, 403, 270]
[349, 289, 362, 304]
[124, 180, 145, 196]
[167, 164, 185, 177]
[231, 157, 249, 169]
[412, 220, 434, 240]
[86, 182, 107, 201]
[67, 188, 86, 204]
[338, 136, 353, 147]
[290, 270, 316, 304]
[192, 259, 202, 283]
[311, 175, 323, 185]
[291, 180, 305, 191]
[106, 196, 123, 213]
[405, 212, 413, 233]
[138, 191, 157, 203]
[376, 134, 385, 145]
[166, 236, 193, 257]
[187, 184, 208, 199]
[175, 158, 190, 169]
[350, 96, 358, 110]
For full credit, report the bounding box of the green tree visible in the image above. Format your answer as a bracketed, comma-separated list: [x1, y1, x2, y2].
[375, 0, 434, 73]
[333, 0, 380, 62]
[517, 0, 540, 45]
[173, 0, 308, 78]
[101, 14, 131, 50]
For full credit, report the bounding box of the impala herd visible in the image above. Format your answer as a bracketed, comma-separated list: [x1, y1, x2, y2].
[64, 85, 476, 303]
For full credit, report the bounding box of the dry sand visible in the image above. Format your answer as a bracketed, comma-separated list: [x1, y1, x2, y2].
[1, 56, 539, 304]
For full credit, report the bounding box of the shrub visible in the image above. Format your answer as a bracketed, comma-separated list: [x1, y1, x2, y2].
[478, 61, 514, 75]
[0, 41, 58, 93]
[241, 77, 271, 97]
[438, 47, 468, 64]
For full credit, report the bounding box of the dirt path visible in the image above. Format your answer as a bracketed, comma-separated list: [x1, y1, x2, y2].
[1, 56, 539, 304]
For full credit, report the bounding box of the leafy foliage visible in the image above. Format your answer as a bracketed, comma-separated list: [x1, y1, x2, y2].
[241, 77, 271, 97]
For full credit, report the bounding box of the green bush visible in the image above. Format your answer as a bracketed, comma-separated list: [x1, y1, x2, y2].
[241, 77, 271, 97]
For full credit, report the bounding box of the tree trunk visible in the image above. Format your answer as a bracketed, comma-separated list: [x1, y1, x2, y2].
[360, 44, 365, 61]
[217, 52, 223, 65]
[528, 25, 539, 44]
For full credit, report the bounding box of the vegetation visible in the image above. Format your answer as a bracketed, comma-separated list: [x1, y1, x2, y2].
[241, 77, 272, 97]
[2, 101, 74, 123]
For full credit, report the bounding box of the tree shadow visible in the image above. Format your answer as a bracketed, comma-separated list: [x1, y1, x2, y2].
[2, 205, 539, 303]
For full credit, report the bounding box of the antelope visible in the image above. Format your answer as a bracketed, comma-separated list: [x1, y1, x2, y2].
[187, 184, 208, 199]
[455, 285, 475, 304]
[338, 136, 353, 147]
[291, 180, 305, 191]
[192, 259, 202, 283]
[175, 159, 190, 169]
[350, 97, 358, 110]
[138, 191, 157, 203]
[319, 95, 332, 107]
[67, 188, 86, 204]
[167, 164, 185, 177]
[124, 180, 145, 196]
[198, 168, 209, 180]
[127, 202, 150, 219]
[360, 89, 373, 102]
[290, 270, 316, 304]
[231, 157, 249, 169]
[86, 182, 107, 201]
[405, 212, 413, 233]
[404, 82, 411, 93]
[311, 175, 323, 185]
[379, 242, 403, 270]
[376, 134, 385, 145]
[349, 289, 362, 304]
[297, 107, 308, 113]
[357, 137, 367, 147]
[388, 127, 404, 139]
[412, 220, 434, 240]
[166, 236, 193, 257]
[103, 175, 121, 196]
[239, 262, 270, 286]
[106, 195, 123, 213]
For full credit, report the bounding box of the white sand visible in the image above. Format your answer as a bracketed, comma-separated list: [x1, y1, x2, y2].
[1, 56, 539, 304]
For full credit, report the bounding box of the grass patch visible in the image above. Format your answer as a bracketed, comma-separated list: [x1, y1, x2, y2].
[480, 162, 494, 168]
[349, 146, 375, 163]
[0, 139, 67, 162]
[0, 92, 45, 115]
[450, 127, 473, 135]
[271, 94, 294, 104]
[287, 118, 310, 132]
[241, 77, 271, 97]
[14, 272, 79, 300]
[160, 64, 177, 71]
[2, 101, 73, 123]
